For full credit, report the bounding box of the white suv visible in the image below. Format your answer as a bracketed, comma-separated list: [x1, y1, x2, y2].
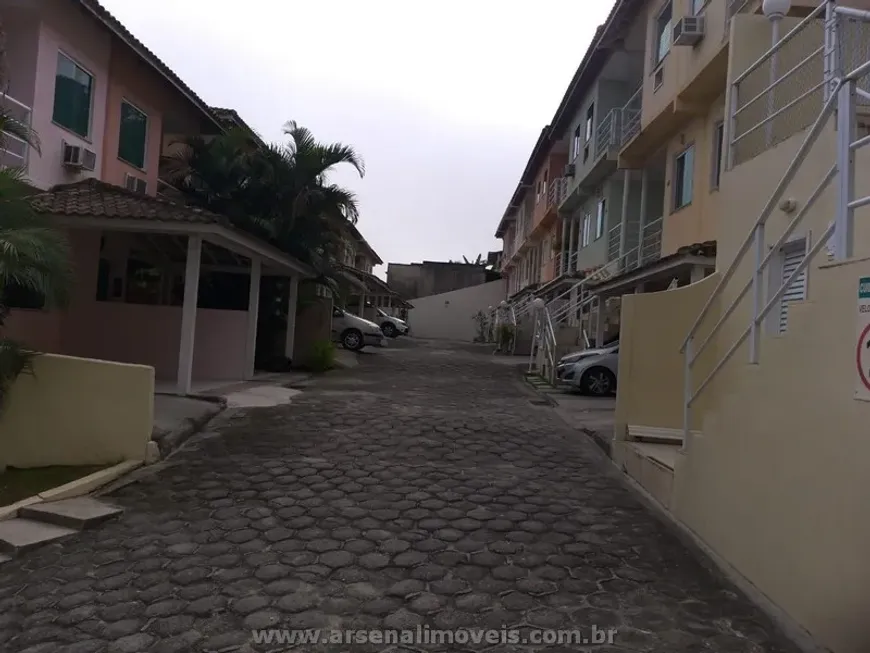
[376, 308, 409, 338]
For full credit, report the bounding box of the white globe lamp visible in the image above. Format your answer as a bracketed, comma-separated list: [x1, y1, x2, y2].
[762, 0, 791, 20]
[532, 298, 545, 311]
[499, 300, 507, 307]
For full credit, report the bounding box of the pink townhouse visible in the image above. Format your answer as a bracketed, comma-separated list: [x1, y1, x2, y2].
[1, 0, 312, 394]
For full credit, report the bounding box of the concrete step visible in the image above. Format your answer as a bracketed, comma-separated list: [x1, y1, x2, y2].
[19, 497, 124, 531]
[0, 518, 77, 556]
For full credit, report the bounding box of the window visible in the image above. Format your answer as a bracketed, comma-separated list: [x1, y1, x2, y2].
[572, 126, 582, 160]
[655, 2, 672, 65]
[118, 100, 148, 169]
[585, 104, 595, 142]
[673, 145, 695, 210]
[711, 121, 724, 189]
[596, 199, 606, 239]
[52, 52, 93, 137]
[582, 214, 592, 247]
[692, 0, 708, 14]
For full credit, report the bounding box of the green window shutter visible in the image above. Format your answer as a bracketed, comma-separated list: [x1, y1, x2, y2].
[52, 53, 92, 138]
[118, 101, 147, 169]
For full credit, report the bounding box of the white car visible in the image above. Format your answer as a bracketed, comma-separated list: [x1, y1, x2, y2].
[376, 308, 409, 338]
[332, 307, 385, 351]
[556, 343, 619, 396]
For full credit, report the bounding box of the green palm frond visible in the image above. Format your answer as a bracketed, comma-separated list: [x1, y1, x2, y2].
[0, 105, 40, 155]
[0, 336, 35, 412]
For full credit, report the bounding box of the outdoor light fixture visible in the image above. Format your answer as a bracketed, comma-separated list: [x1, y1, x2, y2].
[762, 0, 791, 20]
[532, 298, 545, 310]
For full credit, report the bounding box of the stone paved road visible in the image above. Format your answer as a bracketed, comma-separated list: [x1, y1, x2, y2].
[0, 340, 799, 652]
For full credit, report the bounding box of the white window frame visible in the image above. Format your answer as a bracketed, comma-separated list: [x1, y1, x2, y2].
[765, 235, 809, 335]
[584, 103, 595, 143]
[53, 49, 95, 139]
[582, 214, 592, 247]
[711, 121, 724, 190]
[595, 199, 606, 239]
[673, 144, 695, 211]
[118, 98, 149, 170]
[654, 1, 672, 66]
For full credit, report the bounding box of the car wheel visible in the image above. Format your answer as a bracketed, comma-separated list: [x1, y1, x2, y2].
[341, 328, 364, 351]
[381, 323, 397, 338]
[581, 367, 616, 396]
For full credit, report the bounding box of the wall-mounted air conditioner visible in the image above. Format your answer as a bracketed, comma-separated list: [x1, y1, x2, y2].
[673, 16, 705, 46]
[124, 173, 147, 194]
[62, 141, 96, 171]
[564, 163, 575, 177]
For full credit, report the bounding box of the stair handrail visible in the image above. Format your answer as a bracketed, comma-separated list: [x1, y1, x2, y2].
[682, 35, 848, 442]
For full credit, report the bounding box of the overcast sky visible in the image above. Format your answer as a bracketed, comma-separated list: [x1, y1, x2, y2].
[100, 0, 611, 278]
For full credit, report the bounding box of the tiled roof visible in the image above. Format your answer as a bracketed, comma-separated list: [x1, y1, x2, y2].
[77, 0, 223, 131]
[29, 179, 230, 226]
[210, 107, 268, 149]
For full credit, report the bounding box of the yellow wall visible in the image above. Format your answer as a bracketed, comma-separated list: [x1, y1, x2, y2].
[660, 15, 870, 652]
[0, 354, 154, 468]
[661, 95, 725, 254]
[615, 273, 720, 434]
[640, 0, 730, 128]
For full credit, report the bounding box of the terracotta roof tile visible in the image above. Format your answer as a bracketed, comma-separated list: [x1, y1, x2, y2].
[29, 179, 230, 226]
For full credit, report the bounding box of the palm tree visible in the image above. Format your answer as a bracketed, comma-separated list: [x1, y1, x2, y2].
[0, 109, 71, 409]
[164, 121, 365, 276]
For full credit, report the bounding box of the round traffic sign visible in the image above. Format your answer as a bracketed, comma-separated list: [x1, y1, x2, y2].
[857, 322, 870, 391]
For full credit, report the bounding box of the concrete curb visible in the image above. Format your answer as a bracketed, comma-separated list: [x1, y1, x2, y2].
[0, 460, 143, 522]
[153, 400, 226, 457]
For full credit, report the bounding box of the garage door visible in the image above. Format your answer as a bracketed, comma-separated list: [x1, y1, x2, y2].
[779, 243, 807, 333]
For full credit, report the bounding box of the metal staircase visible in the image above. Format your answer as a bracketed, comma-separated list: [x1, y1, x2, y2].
[682, 0, 870, 442]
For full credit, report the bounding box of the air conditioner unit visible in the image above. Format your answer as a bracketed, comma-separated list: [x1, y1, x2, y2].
[564, 163, 575, 177]
[61, 141, 97, 171]
[124, 173, 147, 194]
[673, 16, 705, 46]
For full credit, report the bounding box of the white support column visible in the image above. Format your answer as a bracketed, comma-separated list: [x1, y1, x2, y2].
[594, 296, 605, 347]
[690, 265, 706, 284]
[359, 292, 366, 318]
[284, 275, 299, 361]
[559, 219, 569, 275]
[637, 167, 648, 267]
[177, 235, 202, 395]
[567, 218, 577, 272]
[835, 79, 856, 259]
[244, 257, 262, 379]
[619, 168, 630, 263]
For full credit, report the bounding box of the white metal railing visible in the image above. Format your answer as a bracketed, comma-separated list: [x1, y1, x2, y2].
[729, 1, 828, 166]
[683, 0, 869, 444]
[548, 177, 568, 207]
[639, 217, 663, 265]
[594, 109, 623, 160]
[0, 94, 34, 169]
[621, 87, 642, 146]
[607, 224, 621, 262]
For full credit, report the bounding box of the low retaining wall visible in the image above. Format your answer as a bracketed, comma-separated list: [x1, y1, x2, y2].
[0, 353, 154, 468]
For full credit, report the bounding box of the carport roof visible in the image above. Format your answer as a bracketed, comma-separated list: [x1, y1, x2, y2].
[29, 179, 313, 277]
[30, 179, 230, 225]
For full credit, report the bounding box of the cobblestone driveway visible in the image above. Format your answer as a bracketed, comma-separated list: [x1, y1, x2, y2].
[0, 341, 799, 652]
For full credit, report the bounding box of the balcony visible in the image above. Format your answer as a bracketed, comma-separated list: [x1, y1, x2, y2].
[620, 87, 642, 148]
[0, 94, 33, 170]
[594, 109, 623, 161]
[604, 217, 664, 274]
[547, 177, 568, 209]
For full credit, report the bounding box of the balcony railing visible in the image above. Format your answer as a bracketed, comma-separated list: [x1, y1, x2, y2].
[607, 224, 621, 262]
[594, 109, 623, 160]
[0, 94, 33, 169]
[620, 87, 642, 147]
[547, 177, 568, 208]
[639, 217, 663, 265]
